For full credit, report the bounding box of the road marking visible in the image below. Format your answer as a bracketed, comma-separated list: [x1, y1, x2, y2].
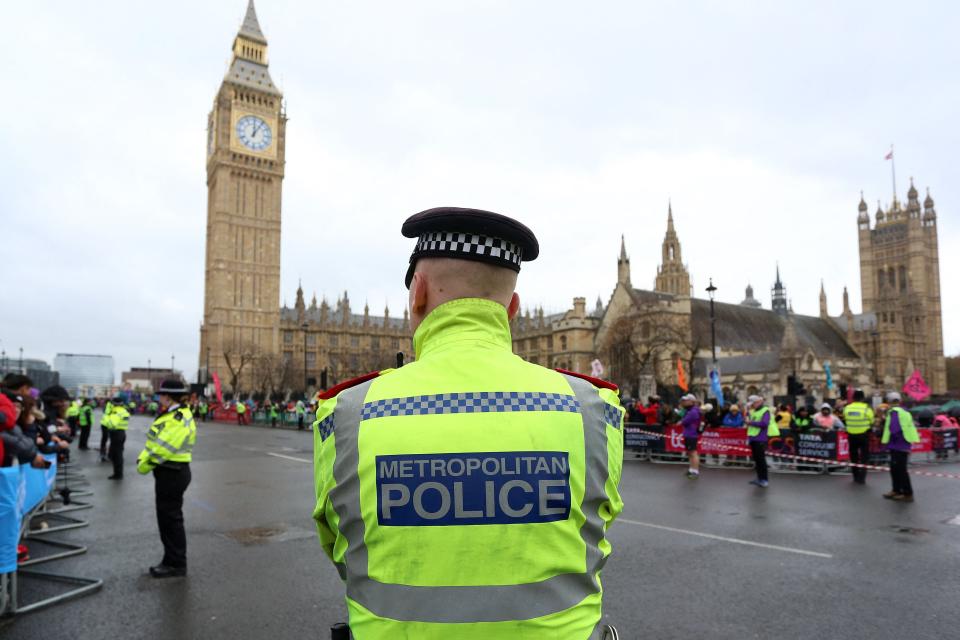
[948, 514, 960, 526]
[266, 452, 312, 464]
[618, 518, 833, 558]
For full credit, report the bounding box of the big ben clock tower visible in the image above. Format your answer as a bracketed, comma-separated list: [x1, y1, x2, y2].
[200, 0, 286, 391]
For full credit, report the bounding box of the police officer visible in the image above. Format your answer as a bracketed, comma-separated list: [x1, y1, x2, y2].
[312, 207, 624, 639]
[881, 392, 918, 502]
[745, 394, 779, 488]
[65, 399, 81, 437]
[105, 395, 130, 479]
[137, 378, 197, 578]
[295, 398, 306, 430]
[77, 398, 95, 450]
[99, 396, 114, 462]
[843, 389, 875, 484]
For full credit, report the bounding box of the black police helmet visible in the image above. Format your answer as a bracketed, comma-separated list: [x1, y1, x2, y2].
[158, 378, 190, 396]
[112, 396, 125, 404]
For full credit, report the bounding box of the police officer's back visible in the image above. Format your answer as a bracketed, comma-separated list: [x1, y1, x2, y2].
[312, 208, 625, 639]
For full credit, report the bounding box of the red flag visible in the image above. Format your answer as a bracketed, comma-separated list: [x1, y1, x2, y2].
[884, 150, 893, 160]
[676, 358, 689, 392]
[902, 369, 930, 401]
[212, 371, 224, 405]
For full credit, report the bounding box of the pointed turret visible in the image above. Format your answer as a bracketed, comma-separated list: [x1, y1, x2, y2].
[923, 187, 936, 225]
[771, 265, 788, 316]
[819, 280, 828, 317]
[842, 286, 851, 316]
[655, 202, 691, 296]
[226, 0, 280, 95]
[294, 280, 306, 316]
[876, 200, 885, 224]
[239, 0, 267, 44]
[617, 235, 631, 285]
[310, 292, 317, 310]
[858, 191, 869, 228]
[907, 177, 921, 217]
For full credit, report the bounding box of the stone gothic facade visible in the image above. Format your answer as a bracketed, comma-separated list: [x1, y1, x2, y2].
[513, 196, 946, 401]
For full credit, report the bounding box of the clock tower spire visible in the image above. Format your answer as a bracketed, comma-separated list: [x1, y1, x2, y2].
[199, 1, 287, 391]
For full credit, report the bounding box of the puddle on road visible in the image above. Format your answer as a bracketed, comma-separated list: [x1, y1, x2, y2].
[221, 524, 315, 545]
[888, 525, 929, 535]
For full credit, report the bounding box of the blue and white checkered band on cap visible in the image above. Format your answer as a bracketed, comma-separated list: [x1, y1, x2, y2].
[401, 207, 540, 288]
[414, 231, 524, 269]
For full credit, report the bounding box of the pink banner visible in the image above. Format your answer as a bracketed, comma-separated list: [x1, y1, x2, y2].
[212, 372, 224, 405]
[902, 369, 931, 401]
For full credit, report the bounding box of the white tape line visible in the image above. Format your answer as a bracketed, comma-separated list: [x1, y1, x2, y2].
[947, 515, 960, 527]
[266, 452, 311, 464]
[619, 518, 834, 559]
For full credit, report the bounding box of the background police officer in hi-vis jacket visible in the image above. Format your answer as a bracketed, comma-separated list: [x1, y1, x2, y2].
[312, 207, 625, 639]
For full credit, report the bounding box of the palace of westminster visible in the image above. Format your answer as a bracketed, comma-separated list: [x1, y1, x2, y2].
[199, 3, 946, 399]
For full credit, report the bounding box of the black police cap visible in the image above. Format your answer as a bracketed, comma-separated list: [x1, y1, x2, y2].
[401, 207, 539, 289]
[158, 378, 190, 395]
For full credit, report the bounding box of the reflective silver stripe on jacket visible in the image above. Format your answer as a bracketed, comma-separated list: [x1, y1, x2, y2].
[327, 375, 612, 624]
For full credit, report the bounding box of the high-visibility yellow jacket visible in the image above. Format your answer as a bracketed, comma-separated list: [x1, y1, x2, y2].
[747, 406, 780, 439]
[137, 405, 196, 474]
[313, 298, 625, 640]
[843, 402, 875, 435]
[66, 401, 80, 418]
[78, 404, 94, 427]
[104, 406, 130, 431]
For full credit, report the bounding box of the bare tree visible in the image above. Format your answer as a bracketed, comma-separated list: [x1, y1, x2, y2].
[599, 308, 701, 394]
[251, 352, 295, 396]
[222, 340, 259, 393]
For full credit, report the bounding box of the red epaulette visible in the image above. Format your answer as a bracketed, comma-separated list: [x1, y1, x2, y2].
[318, 371, 381, 401]
[555, 368, 618, 393]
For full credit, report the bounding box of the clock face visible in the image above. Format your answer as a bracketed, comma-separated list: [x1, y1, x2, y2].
[235, 115, 272, 151]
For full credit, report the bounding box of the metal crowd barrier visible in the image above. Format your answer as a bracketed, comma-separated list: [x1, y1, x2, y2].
[0, 455, 102, 617]
[624, 422, 960, 476]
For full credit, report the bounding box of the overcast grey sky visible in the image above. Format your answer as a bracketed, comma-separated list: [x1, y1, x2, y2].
[2, 0, 957, 382]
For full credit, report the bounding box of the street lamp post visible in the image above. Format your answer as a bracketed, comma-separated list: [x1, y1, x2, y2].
[147, 358, 152, 391]
[706, 279, 718, 364]
[302, 322, 310, 394]
[171, 354, 175, 373]
[206, 347, 211, 385]
[19, 347, 23, 374]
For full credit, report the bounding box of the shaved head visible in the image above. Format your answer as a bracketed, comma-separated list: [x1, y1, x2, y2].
[408, 258, 520, 332]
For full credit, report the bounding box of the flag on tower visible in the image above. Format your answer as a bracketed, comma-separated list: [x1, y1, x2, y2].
[885, 149, 893, 160]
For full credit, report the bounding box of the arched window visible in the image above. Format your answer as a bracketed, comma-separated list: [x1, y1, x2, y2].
[877, 269, 884, 289]
[898, 266, 907, 291]
[888, 267, 896, 289]
[560, 335, 568, 351]
[668, 245, 675, 261]
[641, 322, 651, 339]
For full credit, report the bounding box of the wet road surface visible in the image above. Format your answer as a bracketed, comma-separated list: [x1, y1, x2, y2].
[3, 415, 959, 639]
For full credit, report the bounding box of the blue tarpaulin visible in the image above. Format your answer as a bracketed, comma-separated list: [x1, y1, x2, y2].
[0, 455, 57, 574]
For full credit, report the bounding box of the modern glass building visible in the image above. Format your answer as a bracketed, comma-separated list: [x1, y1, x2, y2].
[53, 353, 114, 394]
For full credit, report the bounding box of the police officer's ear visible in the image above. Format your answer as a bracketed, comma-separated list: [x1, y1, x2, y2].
[409, 271, 429, 317]
[506, 292, 521, 320]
